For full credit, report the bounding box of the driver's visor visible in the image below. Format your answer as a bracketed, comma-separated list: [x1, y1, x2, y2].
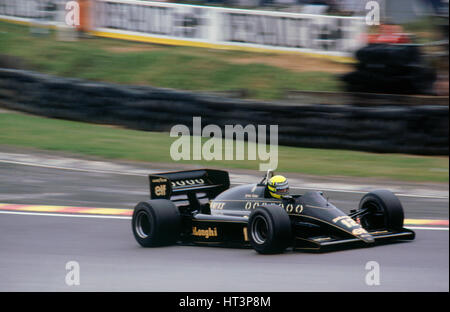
[274, 182, 289, 194]
[276, 186, 289, 194]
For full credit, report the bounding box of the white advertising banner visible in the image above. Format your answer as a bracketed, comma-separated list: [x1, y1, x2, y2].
[0, 0, 367, 57]
[0, 0, 66, 19]
[93, 0, 366, 57]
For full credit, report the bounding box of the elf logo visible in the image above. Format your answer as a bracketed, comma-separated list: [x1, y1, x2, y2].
[154, 184, 167, 196]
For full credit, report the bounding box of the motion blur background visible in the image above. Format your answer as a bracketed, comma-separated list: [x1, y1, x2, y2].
[0, 0, 448, 292]
[0, 0, 448, 179]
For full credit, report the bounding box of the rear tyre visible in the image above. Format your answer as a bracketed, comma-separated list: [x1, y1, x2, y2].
[358, 190, 404, 231]
[132, 200, 181, 247]
[248, 205, 292, 254]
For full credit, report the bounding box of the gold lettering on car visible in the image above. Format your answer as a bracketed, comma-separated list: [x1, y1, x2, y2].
[210, 202, 225, 210]
[172, 179, 205, 187]
[244, 201, 304, 214]
[243, 227, 249, 241]
[192, 227, 218, 239]
[352, 228, 369, 235]
[151, 178, 167, 183]
[154, 184, 166, 196]
[285, 204, 294, 213]
[333, 216, 360, 228]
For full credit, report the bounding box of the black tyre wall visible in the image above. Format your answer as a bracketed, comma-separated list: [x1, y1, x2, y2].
[132, 200, 181, 247]
[248, 205, 292, 254]
[0, 68, 447, 156]
[358, 190, 404, 230]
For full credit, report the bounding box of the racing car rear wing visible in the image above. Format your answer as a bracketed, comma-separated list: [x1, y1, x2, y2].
[148, 169, 230, 202]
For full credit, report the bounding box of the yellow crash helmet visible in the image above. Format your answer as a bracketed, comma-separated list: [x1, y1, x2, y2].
[267, 175, 289, 199]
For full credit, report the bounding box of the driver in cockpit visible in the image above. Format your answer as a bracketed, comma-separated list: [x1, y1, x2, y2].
[266, 175, 289, 199]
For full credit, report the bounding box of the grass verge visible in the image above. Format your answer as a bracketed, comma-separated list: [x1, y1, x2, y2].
[0, 112, 447, 183]
[0, 21, 346, 100]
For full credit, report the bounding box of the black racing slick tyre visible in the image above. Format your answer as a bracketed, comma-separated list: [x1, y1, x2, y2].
[132, 200, 181, 247]
[358, 190, 404, 231]
[248, 205, 292, 254]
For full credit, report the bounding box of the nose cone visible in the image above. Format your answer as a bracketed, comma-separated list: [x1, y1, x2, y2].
[358, 232, 375, 243]
[350, 226, 375, 243]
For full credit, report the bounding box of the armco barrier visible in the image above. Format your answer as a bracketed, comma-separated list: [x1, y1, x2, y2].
[0, 68, 448, 155]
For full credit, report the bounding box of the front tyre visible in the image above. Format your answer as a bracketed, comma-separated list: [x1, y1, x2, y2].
[248, 205, 292, 254]
[358, 190, 404, 231]
[132, 200, 181, 247]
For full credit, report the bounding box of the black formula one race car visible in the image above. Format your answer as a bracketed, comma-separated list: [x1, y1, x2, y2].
[131, 169, 415, 254]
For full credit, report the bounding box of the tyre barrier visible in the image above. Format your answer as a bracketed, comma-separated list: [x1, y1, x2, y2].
[342, 44, 437, 95]
[0, 68, 448, 155]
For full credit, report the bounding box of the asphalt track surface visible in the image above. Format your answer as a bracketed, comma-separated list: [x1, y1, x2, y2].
[0, 160, 448, 291]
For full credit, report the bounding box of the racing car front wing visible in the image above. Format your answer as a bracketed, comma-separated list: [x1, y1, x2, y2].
[293, 228, 415, 251]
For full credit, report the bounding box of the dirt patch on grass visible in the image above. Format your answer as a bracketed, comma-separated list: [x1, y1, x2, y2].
[227, 54, 353, 73]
